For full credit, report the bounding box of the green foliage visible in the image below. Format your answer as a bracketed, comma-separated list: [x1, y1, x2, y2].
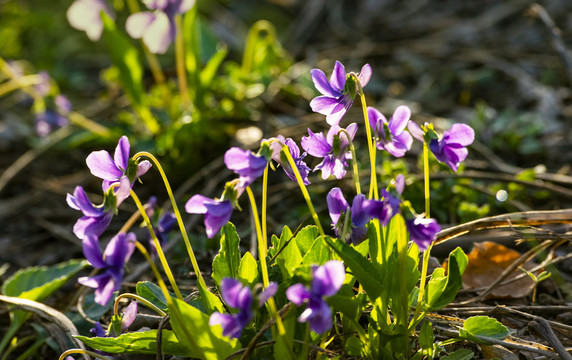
[458, 316, 510, 343]
[424, 247, 468, 311]
[440, 349, 475, 360]
[76, 330, 188, 356]
[168, 297, 240, 359]
[212, 223, 241, 287]
[0, 259, 87, 354]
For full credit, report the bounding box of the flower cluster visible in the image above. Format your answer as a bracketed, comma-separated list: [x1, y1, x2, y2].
[67, 136, 153, 305]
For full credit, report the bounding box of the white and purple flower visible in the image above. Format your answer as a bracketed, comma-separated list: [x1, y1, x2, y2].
[310, 61, 372, 125]
[126, 0, 195, 54]
[301, 123, 357, 180]
[67, 0, 114, 41]
[286, 260, 345, 334]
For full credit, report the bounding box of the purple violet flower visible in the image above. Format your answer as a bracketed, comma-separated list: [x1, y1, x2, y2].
[185, 195, 233, 238]
[67, 0, 114, 41]
[86, 136, 152, 194]
[301, 123, 357, 180]
[209, 278, 277, 339]
[286, 260, 345, 334]
[310, 61, 372, 125]
[327, 188, 386, 245]
[89, 301, 137, 339]
[429, 124, 475, 172]
[224, 147, 269, 188]
[408, 122, 475, 172]
[78, 232, 136, 305]
[66, 178, 130, 240]
[368, 106, 413, 158]
[405, 216, 441, 252]
[126, 0, 195, 54]
[268, 135, 311, 185]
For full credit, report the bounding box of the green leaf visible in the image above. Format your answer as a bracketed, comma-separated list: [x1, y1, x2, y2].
[2, 259, 87, 300]
[200, 45, 228, 87]
[418, 320, 434, 352]
[238, 252, 259, 287]
[440, 349, 474, 360]
[458, 316, 510, 344]
[75, 330, 188, 356]
[324, 236, 383, 300]
[101, 13, 144, 106]
[301, 236, 331, 265]
[168, 297, 240, 359]
[136, 281, 177, 312]
[212, 223, 241, 287]
[345, 336, 366, 357]
[425, 247, 468, 311]
[271, 226, 301, 279]
[295, 225, 320, 255]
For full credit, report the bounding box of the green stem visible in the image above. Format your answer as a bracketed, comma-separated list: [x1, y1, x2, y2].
[339, 129, 361, 195]
[58, 349, 113, 360]
[411, 142, 432, 329]
[245, 186, 289, 348]
[114, 293, 167, 317]
[280, 145, 325, 237]
[130, 190, 183, 300]
[133, 241, 173, 305]
[175, 14, 190, 109]
[132, 152, 206, 290]
[350, 73, 378, 200]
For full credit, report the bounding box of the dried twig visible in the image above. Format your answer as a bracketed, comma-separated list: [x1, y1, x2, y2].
[435, 208, 572, 245]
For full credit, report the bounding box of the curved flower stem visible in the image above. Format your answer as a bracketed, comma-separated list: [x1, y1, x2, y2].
[130, 189, 183, 300]
[339, 129, 361, 195]
[350, 73, 378, 200]
[245, 186, 288, 345]
[262, 165, 270, 258]
[175, 14, 190, 109]
[412, 142, 432, 329]
[281, 145, 325, 237]
[58, 349, 113, 360]
[132, 151, 207, 291]
[114, 292, 167, 318]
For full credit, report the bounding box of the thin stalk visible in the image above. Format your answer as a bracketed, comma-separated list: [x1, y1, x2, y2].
[0, 74, 43, 97]
[281, 145, 325, 237]
[133, 241, 173, 309]
[130, 190, 183, 300]
[411, 142, 432, 329]
[132, 152, 207, 290]
[261, 165, 269, 259]
[245, 186, 290, 353]
[339, 129, 361, 195]
[58, 349, 113, 360]
[175, 14, 190, 108]
[114, 293, 167, 317]
[68, 111, 112, 138]
[350, 73, 378, 200]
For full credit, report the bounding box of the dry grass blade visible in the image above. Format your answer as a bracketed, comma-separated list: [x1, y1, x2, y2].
[0, 294, 89, 360]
